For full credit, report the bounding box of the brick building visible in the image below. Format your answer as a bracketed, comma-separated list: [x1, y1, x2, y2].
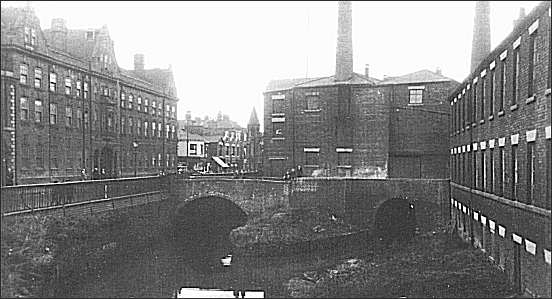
[449, 1, 551, 297]
[263, 1, 457, 178]
[1, 6, 179, 185]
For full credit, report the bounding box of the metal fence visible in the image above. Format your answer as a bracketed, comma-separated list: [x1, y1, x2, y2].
[0, 176, 168, 216]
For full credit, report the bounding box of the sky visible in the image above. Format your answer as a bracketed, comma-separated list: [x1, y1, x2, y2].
[2, 1, 541, 129]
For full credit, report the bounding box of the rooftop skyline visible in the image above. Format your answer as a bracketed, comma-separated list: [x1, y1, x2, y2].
[2, 1, 541, 128]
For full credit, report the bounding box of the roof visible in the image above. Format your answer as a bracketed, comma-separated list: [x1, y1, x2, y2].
[265, 72, 380, 92]
[248, 107, 259, 125]
[379, 69, 454, 85]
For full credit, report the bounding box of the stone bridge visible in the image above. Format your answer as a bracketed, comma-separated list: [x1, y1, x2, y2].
[169, 177, 450, 232]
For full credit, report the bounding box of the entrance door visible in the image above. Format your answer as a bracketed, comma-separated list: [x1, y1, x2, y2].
[100, 146, 115, 179]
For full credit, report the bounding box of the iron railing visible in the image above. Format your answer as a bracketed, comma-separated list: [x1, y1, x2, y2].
[0, 176, 168, 216]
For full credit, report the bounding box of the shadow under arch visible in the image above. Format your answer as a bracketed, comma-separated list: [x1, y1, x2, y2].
[171, 195, 248, 270]
[373, 196, 417, 246]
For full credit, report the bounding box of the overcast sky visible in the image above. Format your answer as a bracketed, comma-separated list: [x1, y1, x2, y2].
[3, 1, 541, 128]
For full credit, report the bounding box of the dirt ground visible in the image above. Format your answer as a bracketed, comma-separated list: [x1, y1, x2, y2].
[285, 227, 515, 298]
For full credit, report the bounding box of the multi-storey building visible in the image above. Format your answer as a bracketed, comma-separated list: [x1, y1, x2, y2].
[1, 6, 179, 185]
[449, 1, 550, 297]
[263, 1, 457, 178]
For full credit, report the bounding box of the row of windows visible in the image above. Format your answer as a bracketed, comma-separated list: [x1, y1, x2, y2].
[451, 136, 551, 208]
[23, 26, 37, 47]
[19, 97, 176, 138]
[18, 63, 176, 120]
[120, 91, 176, 118]
[120, 117, 176, 140]
[19, 147, 177, 170]
[451, 18, 550, 133]
[19, 64, 90, 98]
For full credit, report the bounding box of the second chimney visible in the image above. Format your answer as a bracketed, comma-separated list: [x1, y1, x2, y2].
[470, 1, 491, 72]
[335, 1, 353, 81]
[134, 54, 144, 72]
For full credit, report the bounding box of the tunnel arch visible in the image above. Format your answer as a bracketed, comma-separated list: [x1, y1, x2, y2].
[172, 195, 248, 246]
[373, 196, 417, 245]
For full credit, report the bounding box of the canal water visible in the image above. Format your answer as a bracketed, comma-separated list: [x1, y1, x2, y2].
[71, 230, 373, 298]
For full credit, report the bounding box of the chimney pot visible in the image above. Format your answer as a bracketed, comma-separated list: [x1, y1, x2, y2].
[364, 64, 370, 78]
[134, 54, 144, 72]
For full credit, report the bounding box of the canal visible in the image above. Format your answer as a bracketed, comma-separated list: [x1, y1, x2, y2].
[70, 228, 372, 298]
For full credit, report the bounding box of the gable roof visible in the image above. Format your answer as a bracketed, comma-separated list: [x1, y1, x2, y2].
[379, 69, 454, 85]
[265, 72, 380, 92]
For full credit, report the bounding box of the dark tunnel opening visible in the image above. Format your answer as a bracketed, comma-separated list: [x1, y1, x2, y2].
[172, 196, 247, 270]
[374, 197, 417, 246]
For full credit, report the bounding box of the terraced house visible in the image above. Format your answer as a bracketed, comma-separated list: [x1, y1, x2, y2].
[449, 1, 551, 297]
[1, 6, 179, 185]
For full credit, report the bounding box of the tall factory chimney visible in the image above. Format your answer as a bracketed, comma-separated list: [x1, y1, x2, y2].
[335, 1, 353, 81]
[470, 1, 491, 72]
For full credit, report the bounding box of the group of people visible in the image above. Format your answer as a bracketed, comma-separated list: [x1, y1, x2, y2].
[283, 165, 303, 180]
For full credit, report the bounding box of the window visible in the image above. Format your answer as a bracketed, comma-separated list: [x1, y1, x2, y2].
[84, 110, 89, 129]
[144, 99, 149, 113]
[36, 143, 43, 168]
[137, 97, 142, 111]
[526, 141, 535, 204]
[103, 86, 109, 96]
[489, 69, 495, 117]
[480, 78, 485, 121]
[65, 107, 72, 127]
[409, 89, 423, 104]
[190, 143, 197, 155]
[306, 95, 320, 110]
[337, 152, 351, 166]
[49, 73, 57, 92]
[472, 83, 477, 123]
[152, 122, 156, 137]
[158, 106, 162, 117]
[34, 68, 42, 88]
[512, 49, 520, 106]
[547, 138, 551, 209]
[305, 152, 319, 166]
[273, 122, 284, 136]
[158, 122, 162, 137]
[34, 99, 42, 122]
[171, 106, 176, 118]
[120, 92, 126, 108]
[107, 113, 113, 131]
[93, 109, 98, 130]
[76, 80, 81, 97]
[121, 117, 126, 134]
[76, 108, 82, 129]
[498, 147, 504, 196]
[511, 144, 518, 200]
[480, 149, 485, 191]
[128, 94, 133, 109]
[144, 121, 148, 137]
[129, 117, 134, 135]
[83, 82, 89, 99]
[65, 77, 72, 95]
[527, 31, 537, 97]
[489, 148, 494, 193]
[49, 103, 57, 124]
[30, 28, 36, 46]
[166, 124, 170, 139]
[20, 64, 28, 84]
[273, 99, 284, 113]
[166, 105, 170, 118]
[499, 62, 506, 112]
[24, 27, 30, 44]
[20, 97, 29, 120]
[137, 119, 141, 136]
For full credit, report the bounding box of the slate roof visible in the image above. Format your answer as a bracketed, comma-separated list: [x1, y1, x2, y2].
[379, 69, 454, 85]
[265, 72, 380, 92]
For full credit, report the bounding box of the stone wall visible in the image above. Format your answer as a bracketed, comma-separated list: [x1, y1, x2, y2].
[289, 177, 450, 231]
